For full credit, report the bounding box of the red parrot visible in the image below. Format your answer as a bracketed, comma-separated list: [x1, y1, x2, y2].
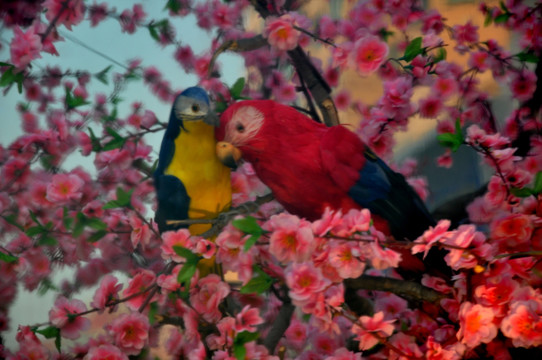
[215, 100, 435, 243]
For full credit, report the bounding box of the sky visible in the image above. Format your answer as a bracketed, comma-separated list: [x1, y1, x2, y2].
[0, 0, 245, 349]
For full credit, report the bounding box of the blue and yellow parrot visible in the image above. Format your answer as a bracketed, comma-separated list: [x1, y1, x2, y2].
[154, 87, 231, 271]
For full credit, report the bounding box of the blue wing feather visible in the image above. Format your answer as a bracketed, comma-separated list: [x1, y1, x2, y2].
[348, 150, 435, 240]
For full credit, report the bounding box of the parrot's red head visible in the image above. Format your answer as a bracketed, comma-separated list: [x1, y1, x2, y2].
[216, 100, 326, 168]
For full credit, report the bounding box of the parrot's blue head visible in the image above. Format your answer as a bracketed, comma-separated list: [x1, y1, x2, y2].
[168, 86, 219, 132]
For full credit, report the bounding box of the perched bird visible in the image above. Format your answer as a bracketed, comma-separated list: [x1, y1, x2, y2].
[154, 87, 231, 272]
[216, 100, 434, 242]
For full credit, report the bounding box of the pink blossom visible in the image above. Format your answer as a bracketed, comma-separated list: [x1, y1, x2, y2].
[491, 213, 533, 251]
[422, 10, 444, 34]
[91, 274, 123, 312]
[351, 311, 395, 350]
[328, 242, 365, 279]
[235, 305, 264, 333]
[46, 173, 84, 204]
[380, 76, 414, 118]
[285, 262, 330, 307]
[122, 270, 156, 311]
[332, 42, 353, 69]
[457, 302, 497, 348]
[49, 296, 90, 339]
[501, 301, 542, 347]
[510, 70, 537, 101]
[43, 0, 85, 30]
[10, 26, 42, 68]
[419, 96, 444, 118]
[443, 224, 487, 270]
[351, 35, 389, 76]
[160, 229, 195, 262]
[263, 14, 300, 51]
[84, 344, 128, 360]
[284, 318, 308, 351]
[190, 274, 230, 322]
[108, 312, 150, 356]
[452, 21, 479, 53]
[433, 77, 458, 99]
[88, 2, 109, 27]
[266, 213, 315, 263]
[334, 90, 351, 111]
[319, 15, 337, 39]
[128, 213, 152, 249]
[437, 149, 453, 168]
[370, 235, 402, 270]
[412, 219, 451, 258]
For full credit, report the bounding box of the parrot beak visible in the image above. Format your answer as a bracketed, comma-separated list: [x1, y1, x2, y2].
[216, 141, 241, 169]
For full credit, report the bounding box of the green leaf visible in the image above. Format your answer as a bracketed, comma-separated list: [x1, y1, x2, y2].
[0, 66, 15, 87]
[38, 235, 58, 246]
[437, 119, 464, 152]
[148, 23, 159, 41]
[173, 246, 202, 284]
[35, 325, 62, 351]
[494, 13, 510, 24]
[232, 216, 262, 235]
[165, 0, 181, 13]
[0, 252, 18, 263]
[515, 51, 539, 64]
[148, 301, 159, 325]
[534, 172, 542, 193]
[240, 265, 274, 294]
[147, 19, 170, 42]
[88, 128, 102, 152]
[87, 230, 108, 243]
[378, 28, 394, 42]
[214, 101, 227, 113]
[2, 214, 24, 231]
[103, 188, 133, 209]
[233, 331, 260, 360]
[437, 133, 462, 152]
[26, 226, 45, 237]
[510, 187, 534, 198]
[403, 37, 423, 62]
[433, 47, 447, 63]
[484, 12, 493, 27]
[29, 210, 41, 226]
[230, 77, 246, 99]
[233, 216, 264, 251]
[94, 65, 112, 85]
[35, 325, 60, 339]
[63, 207, 73, 230]
[86, 217, 107, 230]
[243, 234, 260, 252]
[102, 127, 126, 151]
[101, 106, 118, 122]
[65, 87, 90, 110]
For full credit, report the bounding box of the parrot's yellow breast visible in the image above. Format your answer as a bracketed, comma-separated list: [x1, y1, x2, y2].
[165, 121, 231, 235]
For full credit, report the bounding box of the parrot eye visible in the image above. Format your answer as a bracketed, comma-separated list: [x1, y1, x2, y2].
[191, 104, 200, 113]
[236, 123, 245, 133]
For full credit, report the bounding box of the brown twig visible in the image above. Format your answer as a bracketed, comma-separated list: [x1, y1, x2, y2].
[344, 275, 448, 304]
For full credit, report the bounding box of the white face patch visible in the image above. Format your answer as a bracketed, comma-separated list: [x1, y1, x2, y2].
[174, 95, 209, 120]
[225, 106, 264, 146]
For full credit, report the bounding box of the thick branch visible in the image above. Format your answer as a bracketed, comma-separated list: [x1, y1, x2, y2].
[262, 301, 295, 354]
[344, 275, 448, 304]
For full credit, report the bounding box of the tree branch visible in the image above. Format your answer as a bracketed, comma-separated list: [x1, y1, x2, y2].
[262, 300, 295, 354]
[344, 275, 448, 304]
